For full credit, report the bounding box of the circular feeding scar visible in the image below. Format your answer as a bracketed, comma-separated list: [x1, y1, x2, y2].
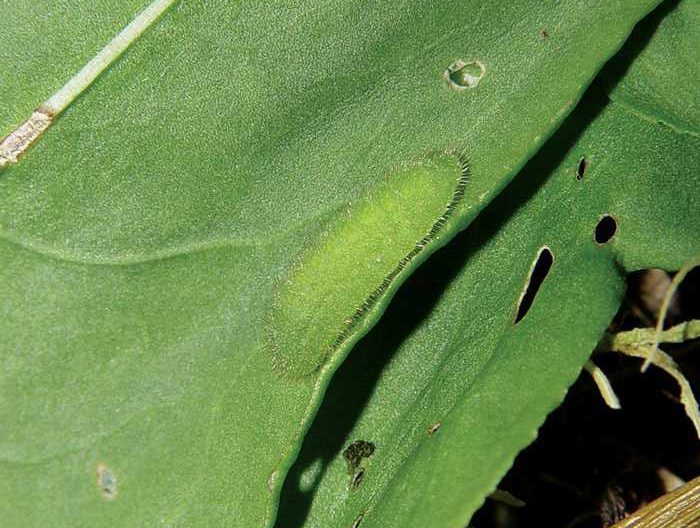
[444, 59, 486, 90]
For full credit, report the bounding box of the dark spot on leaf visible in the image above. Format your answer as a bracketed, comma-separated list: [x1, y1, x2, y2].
[343, 440, 375, 474]
[576, 157, 588, 180]
[515, 247, 554, 324]
[427, 422, 441, 435]
[541, 28, 550, 39]
[351, 513, 364, 528]
[595, 215, 618, 244]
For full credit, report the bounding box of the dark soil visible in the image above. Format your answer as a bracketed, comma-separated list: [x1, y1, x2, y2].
[470, 268, 700, 528]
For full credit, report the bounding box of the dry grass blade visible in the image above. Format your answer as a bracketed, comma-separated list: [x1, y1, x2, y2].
[642, 256, 700, 372]
[611, 476, 700, 528]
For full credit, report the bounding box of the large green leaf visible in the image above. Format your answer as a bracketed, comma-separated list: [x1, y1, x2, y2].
[0, 1, 663, 527]
[277, 2, 699, 527]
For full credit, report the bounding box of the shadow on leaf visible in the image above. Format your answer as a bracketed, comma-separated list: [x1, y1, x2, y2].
[274, 2, 675, 523]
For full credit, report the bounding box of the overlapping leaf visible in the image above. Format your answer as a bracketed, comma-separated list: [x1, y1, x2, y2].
[277, 2, 699, 527]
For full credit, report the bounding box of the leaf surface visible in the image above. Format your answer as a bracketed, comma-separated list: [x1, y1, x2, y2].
[0, 1, 663, 526]
[277, 3, 700, 526]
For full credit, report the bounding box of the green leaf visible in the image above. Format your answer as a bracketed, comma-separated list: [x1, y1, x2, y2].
[0, 0, 153, 138]
[0, 1, 663, 527]
[277, 3, 700, 527]
[604, 0, 699, 135]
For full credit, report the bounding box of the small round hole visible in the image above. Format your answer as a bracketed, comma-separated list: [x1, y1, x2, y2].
[595, 215, 617, 244]
[576, 157, 588, 180]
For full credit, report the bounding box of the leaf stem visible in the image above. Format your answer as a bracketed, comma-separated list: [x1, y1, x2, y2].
[0, 0, 177, 168]
[584, 360, 621, 410]
[41, 0, 177, 116]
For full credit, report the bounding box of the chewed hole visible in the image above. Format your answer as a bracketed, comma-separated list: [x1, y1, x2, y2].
[594, 215, 617, 244]
[576, 157, 588, 180]
[514, 247, 554, 324]
[351, 513, 364, 528]
[350, 468, 365, 490]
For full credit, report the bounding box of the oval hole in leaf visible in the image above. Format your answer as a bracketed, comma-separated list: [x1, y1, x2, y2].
[594, 214, 618, 244]
[576, 157, 588, 180]
[514, 247, 554, 324]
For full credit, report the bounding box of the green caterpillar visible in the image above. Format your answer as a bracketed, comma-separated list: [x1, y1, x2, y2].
[268, 151, 470, 379]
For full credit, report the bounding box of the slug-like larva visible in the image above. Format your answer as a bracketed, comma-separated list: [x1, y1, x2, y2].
[268, 151, 470, 379]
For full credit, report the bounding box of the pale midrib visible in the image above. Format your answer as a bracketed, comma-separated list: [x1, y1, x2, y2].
[0, 0, 177, 168]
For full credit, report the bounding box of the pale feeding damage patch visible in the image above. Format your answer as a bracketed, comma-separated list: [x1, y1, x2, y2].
[0, 0, 176, 168]
[96, 464, 118, 500]
[427, 421, 442, 435]
[267, 470, 279, 491]
[444, 59, 486, 90]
